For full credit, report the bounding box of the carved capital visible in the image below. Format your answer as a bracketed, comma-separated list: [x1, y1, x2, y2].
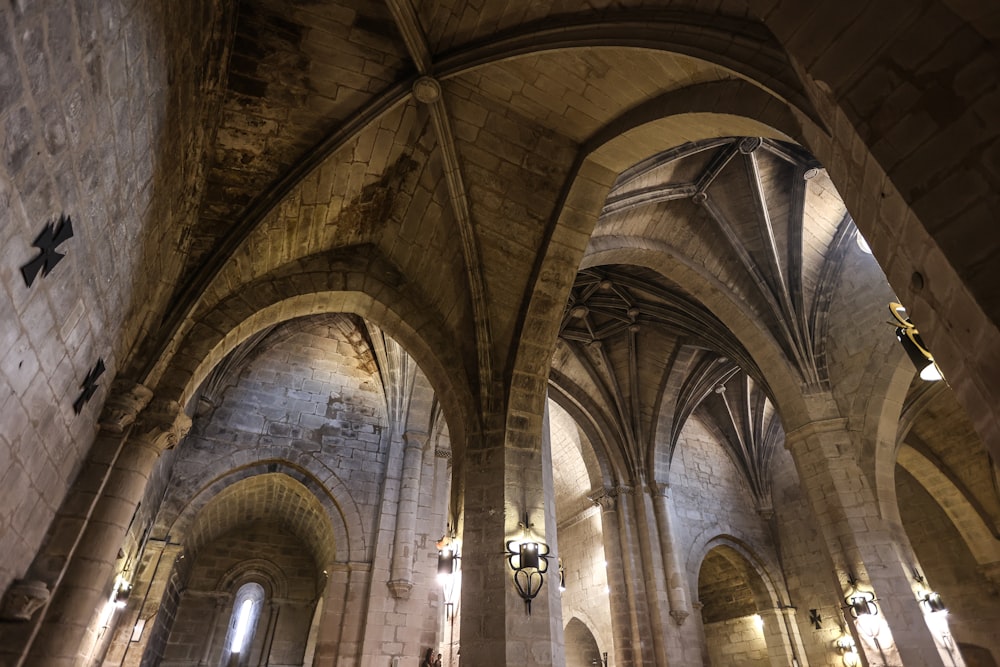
[611, 485, 634, 497]
[387, 579, 413, 600]
[134, 399, 192, 453]
[669, 609, 689, 626]
[402, 431, 426, 452]
[98, 381, 153, 434]
[648, 481, 670, 498]
[590, 490, 616, 511]
[0, 579, 50, 621]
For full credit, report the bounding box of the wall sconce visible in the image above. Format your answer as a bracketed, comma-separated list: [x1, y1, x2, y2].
[437, 545, 458, 582]
[437, 533, 460, 619]
[114, 585, 130, 609]
[558, 559, 566, 592]
[889, 302, 943, 381]
[920, 590, 946, 614]
[835, 634, 860, 667]
[505, 512, 550, 614]
[843, 574, 880, 639]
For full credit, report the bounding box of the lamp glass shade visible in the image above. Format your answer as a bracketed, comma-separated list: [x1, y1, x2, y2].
[520, 542, 540, 569]
[924, 592, 947, 613]
[437, 548, 455, 575]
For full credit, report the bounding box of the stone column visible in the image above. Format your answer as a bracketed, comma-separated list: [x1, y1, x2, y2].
[614, 487, 655, 666]
[632, 483, 669, 666]
[649, 482, 690, 625]
[199, 596, 229, 666]
[24, 391, 190, 667]
[388, 431, 426, 599]
[593, 490, 637, 667]
[119, 541, 184, 667]
[459, 432, 558, 667]
[785, 419, 957, 667]
[256, 601, 279, 666]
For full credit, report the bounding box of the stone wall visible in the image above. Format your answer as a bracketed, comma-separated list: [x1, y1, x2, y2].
[704, 616, 769, 666]
[558, 509, 612, 662]
[896, 466, 1000, 663]
[0, 0, 227, 597]
[161, 520, 319, 667]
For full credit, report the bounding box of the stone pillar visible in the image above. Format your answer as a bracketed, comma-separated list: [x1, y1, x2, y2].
[785, 419, 957, 667]
[593, 490, 637, 667]
[199, 597, 228, 666]
[256, 601, 279, 666]
[649, 482, 690, 625]
[388, 431, 426, 599]
[119, 541, 184, 667]
[459, 432, 558, 667]
[632, 483, 669, 666]
[24, 391, 190, 667]
[614, 487, 654, 666]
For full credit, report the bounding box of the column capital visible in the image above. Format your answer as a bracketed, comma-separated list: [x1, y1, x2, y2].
[590, 490, 616, 511]
[402, 430, 428, 451]
[648, 481, 670, 498]
[98, 381, 153, 434]
[133, 399, 192, 453]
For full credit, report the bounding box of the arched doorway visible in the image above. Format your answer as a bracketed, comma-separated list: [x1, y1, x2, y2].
[698, 544, 785, 666]
[565, 617, 605, 667]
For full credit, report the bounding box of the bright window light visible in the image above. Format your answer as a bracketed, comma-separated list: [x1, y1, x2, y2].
[231, 598, 254, 652]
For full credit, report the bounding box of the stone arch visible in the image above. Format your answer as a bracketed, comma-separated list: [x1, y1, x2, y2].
[548, 371, 630, 487]
[564, 616, 604, 667]
[744, 1, 1000, 462]
[150, 248, 475, 456]
[170, 471, 347, 567]
[216, 559, 289, 600]
[895, 443, 1000, 566]
[861, 353, 916, 522]
[689, 534, 785, 610]
[505, 77, 827, 459]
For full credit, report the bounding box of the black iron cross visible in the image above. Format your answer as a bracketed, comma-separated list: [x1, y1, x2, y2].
[73, 358, 105, 414]
[21, 215, 74, 287]
[809, 608, 822, 630]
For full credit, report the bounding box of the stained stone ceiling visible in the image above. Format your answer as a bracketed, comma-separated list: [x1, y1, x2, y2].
[155, 0, 993, 551]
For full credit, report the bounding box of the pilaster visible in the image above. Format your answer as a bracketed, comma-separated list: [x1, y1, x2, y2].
[23, 392, 189, 667]
[785, 418, 960, 667]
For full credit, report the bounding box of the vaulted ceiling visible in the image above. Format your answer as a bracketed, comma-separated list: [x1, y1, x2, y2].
[153, 0, 994, 546]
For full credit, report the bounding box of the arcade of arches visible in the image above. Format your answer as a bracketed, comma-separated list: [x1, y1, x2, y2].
[1, 1, 999, 666]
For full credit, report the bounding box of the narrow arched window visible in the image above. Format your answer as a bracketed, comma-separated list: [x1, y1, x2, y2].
[220, 582, 265, 667]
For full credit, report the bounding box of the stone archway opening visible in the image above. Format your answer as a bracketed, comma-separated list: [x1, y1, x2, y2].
[565, 617, 605, 667]
[697, 545, 772, 666]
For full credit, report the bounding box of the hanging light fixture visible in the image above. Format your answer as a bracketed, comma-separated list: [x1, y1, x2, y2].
[505, 512, 550, 614]
[558, 558, 566, 592]
[889, 302, 943, 381]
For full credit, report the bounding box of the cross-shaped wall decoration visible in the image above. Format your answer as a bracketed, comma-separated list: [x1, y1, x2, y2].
[21, 215, 74, 287]
[809, 608, 822, 630]
[73, 358, 105, 414]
